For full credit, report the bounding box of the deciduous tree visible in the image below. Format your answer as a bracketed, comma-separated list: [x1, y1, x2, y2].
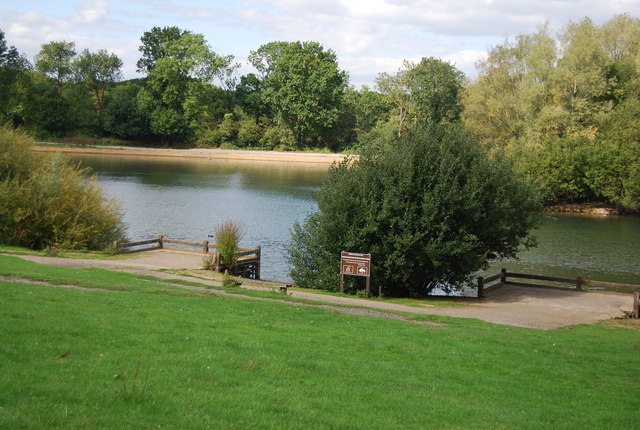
[34, 41, 76, 94]
[249, 41, 347, 148]
[288, 123, 539, 296]
[73, 49, 123, 114]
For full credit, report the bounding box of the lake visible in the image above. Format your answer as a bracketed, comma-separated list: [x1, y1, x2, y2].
[73, 154, 640, 286]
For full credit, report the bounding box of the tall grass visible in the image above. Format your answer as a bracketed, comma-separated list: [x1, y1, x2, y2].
[214, 219, 245, 271]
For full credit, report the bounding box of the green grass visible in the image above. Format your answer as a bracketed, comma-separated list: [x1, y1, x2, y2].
[1, 256, 639, 428]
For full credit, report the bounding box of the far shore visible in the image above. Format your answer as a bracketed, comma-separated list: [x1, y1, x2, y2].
[33, 143, 352, 166]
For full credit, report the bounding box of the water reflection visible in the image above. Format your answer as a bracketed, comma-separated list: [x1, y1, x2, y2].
[74, 154, 640, 286]
[74, 154, 326, 281]
[485, 213, 640, 285]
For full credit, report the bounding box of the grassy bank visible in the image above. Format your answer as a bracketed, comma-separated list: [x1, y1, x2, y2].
[1, 257, 639, 429]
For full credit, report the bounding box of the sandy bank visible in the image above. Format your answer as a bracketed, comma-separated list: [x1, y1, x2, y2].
[33, 144, 352, 166]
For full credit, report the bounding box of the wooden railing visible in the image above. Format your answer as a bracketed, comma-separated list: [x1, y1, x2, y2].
[477, 268, 640, 317]
[112, 235, 261, 279]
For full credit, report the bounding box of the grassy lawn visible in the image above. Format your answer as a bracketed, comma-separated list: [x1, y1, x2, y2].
[1, 256, 639, 429]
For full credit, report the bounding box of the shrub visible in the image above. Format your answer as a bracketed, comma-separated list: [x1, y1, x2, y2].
[237, 119, 263, 147]
[0, 125, 126, 250]
[214, 220, 246, 271]
[288, 123, 540, 297]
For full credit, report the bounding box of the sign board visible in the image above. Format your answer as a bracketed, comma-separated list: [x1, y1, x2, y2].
[340, 252, 371, 277]
[340, 251, 373, 297]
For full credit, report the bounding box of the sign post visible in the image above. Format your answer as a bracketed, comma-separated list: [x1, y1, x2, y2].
[340, 251, 372, 297]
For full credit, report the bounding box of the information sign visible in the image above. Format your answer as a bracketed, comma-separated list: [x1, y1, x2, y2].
[340, 251, 372, 296]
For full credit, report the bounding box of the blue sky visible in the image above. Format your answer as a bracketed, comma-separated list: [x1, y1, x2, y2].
[2, 1, 639, 87]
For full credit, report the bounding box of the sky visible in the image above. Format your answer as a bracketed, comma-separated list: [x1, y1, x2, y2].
[1, 1, 639, 88]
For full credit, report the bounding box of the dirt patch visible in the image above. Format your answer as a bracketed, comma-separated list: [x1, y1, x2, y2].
[0, 275, 116, 293]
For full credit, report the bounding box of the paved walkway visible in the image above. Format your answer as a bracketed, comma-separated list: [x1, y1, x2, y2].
[9, 250, 635, 330]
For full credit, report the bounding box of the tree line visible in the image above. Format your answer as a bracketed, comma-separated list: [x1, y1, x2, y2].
[0, 14, 639, 210]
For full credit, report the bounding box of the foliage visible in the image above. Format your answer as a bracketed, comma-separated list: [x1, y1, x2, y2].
[214, 219, 246, 271]
[137, 28, 234, 143]
[72, 48, 123, 114]
[0, 126, 126, 250]
[136, 26, 188, 74]
[0, 29, 31, 126]
[406, 57, 466, 124]
[34, 40, 76, 94]
[3, 17, 640, 210]
[464, 15, 640, 210]
[103, 82, 151, 140]
[288, 123, 540, 296]
[374, 57, 465, 136]
[22, 76, 73, 137]
[250, 41, 348, 148]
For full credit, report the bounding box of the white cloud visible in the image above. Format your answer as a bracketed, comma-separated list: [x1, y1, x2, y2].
[2, 0, 639, 85]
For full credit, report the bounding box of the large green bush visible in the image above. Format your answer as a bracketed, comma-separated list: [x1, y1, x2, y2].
[0, 126, 126, 250]
[288, 124, 540, 296]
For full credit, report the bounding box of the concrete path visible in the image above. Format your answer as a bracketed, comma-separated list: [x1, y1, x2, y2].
[8, 250, 635, 330]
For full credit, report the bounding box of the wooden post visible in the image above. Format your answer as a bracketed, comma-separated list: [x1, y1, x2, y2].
[365, 276, 371, 298]
[576, 276, 583, 291]
[255, 246, 261, 280]
[477, 276, 484, 298]
[203, 240, 209, 254]
[159, 235, 164, 249]
[340, 274, 345, 293]
[501, 268, 507, 285]
[215, 252, 220, 273]
[633, 291, 639, 319]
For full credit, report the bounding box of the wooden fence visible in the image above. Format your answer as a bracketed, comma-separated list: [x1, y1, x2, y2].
[477, 268, 640, 318]
[112, 235, 261, 279]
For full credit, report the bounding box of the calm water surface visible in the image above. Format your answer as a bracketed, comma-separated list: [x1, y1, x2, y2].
[74, 155, 640, 285]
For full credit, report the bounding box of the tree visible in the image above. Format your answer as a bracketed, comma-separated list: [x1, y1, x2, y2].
[0, 29, 31, 125]
[463, 16, 640, 211]
[375, 62, 413, 137]
[34, 41, 76, 94]
[288, 123, 540, 297]
[23, 75, 72, 137]
[249, 41, 348, 148]
[342, 86, 390, 135]
[236, 73, 266, 123]
[406, 57, 465, 124]
[136, 26, 188, 74]
[374, 58, 465, 139]
[0, 29, 29, 69]
[137, 28, 233, 142]
[73, 49, 123, 114]
[103, 82, 151, 140]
